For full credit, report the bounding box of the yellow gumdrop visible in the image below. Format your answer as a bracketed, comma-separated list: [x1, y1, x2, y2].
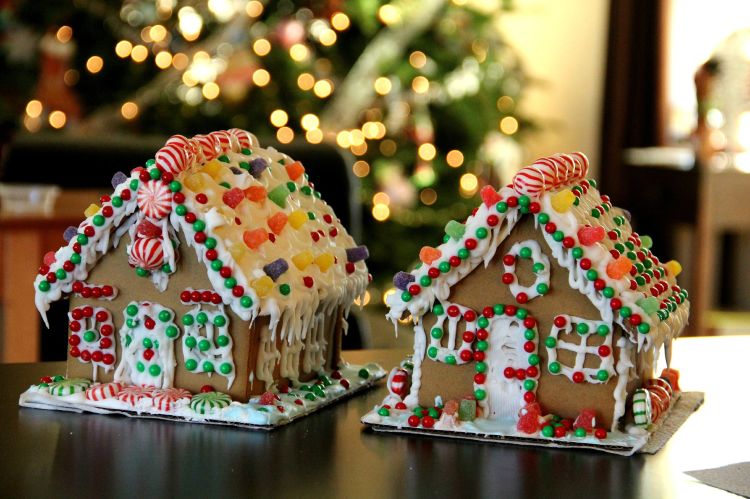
[202, 160, 224, 178]
[288, 210, 308, 230]
[292, 251, 313, 270]
[227, 242, 246, 263]
[184, 173, 207, 191]
[314, 253, 335, 272]
[665, 260, 682, 277]
[551, 189, 576, 213]
[252, 275, 274, 297]
[84, 203, 99, 217]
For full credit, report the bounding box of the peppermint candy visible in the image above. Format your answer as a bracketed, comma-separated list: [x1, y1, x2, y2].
[227, 128, 254, 150]
[512, 152, 590, 197]
[129, 237, 165, 270]
[152, 387, 192, 412]
[85, 382, 123, 401]
[190, 391, 231, 415]
[193, 134, 221, 162]
[48, 378, 92, 397]
[137, 180, 172, 219]
[209, 130, 232, 153]
[155, 143, 190, 175]
[117, 385, 156, 407]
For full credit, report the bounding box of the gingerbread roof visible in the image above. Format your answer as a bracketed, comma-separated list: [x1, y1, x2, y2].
[386, 153, 689, 350]
[34, 129, 369, 339]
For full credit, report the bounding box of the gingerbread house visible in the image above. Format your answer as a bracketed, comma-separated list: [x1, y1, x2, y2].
[363, 153, 688, 453]
[20, 129, 384, 427]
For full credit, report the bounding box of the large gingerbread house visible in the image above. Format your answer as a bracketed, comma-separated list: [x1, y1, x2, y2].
[363, 153, 688, 453]
[20, 129, 384, 427]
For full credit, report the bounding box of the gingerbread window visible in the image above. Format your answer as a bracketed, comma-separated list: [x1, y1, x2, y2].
[501, 240, 551, 304]
[544, 314, 615, 384]
[181, 305, 235, 388]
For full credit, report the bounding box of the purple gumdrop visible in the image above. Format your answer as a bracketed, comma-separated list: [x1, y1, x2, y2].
[622, 209, 632, 222]
[111, 171, 128, 188]
[230, 166, 244, 175]
[249, 158, 268, 178]
[263, 258, 289, 281]
[393, 271, 415, 291]
[63, 226, 78, 242]
[346, 245, 369, 262]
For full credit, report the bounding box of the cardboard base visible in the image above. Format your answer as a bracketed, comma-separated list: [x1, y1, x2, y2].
[20, 363, 385, 430]
[362, 391, 704, 456]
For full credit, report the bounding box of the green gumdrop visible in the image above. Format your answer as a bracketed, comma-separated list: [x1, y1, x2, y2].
[458, 399, 476, 421]
[636, 296, 660, 315]
[444, 220, 466, 241]
[640, 235, 653, 249]
[268, 184, 291, 208]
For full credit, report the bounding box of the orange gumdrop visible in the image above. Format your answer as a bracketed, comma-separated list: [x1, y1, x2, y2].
[285, 161, 305, 181]
[243, 228, 269, 249]
[244, 186, 267, 202]
[606, 255, 633, 279]
[419, 246, 442, 265]
[267, 212, 288, 235]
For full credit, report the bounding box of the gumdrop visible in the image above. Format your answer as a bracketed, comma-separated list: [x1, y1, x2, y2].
[263, 258, 289, 281]
[419, 246, 442, 265]
[315, 253, 334, 272]
[393, 271, 415, 290]
[443, 400, 459, 416]
[445, 220, 466, 241]
[640, 235, 653, 249]
[244, 186, 267, 202]
[267, 212, 288, 235]
[660, 368, 680, 391]
[516, 402, 543, 434]
[268, 184, 290, 208]
[288, 210, 308, 229]
[458, 399, 477, 422]
[136, 220, 162, 238]
[84, 204, 99, 218]
[636, 296, 660, 315]
[577, 225, 605, 246]
[251, 276, 274, 297]
[573, 408, 597, 432]
[202, 160, 223, 178]
[259, 391, 276, 405]
[551, 189, 576, 213]
[43, 251, 56, 266]
[111, 171, 128, 188]
[184, 173, 207, 191]
[249, 158, 269, 178]
[285, 161, 305, 180]
[223, 188, 245, 208]
[292, 251, 314, 270]
[243, 228, 268, 250]
[346, 245, 369, 262]
[480, 185, 501, 207]
[664, 260, 682, 277]
[606, 255, 633, 279]
[63, 226, 78, 242]
[230, 167, 244, 175]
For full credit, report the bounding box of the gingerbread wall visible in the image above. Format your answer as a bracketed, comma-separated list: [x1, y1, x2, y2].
[417, 216, 630, 428]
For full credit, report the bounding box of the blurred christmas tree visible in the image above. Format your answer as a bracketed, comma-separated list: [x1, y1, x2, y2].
[1, 0, 529, 294]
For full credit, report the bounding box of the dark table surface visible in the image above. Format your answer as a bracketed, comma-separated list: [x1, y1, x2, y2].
[2, 338, 746, 499]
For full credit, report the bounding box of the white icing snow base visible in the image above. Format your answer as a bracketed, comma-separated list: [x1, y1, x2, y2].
[362, 392, 682, 457]
[19, 363, 385, 429]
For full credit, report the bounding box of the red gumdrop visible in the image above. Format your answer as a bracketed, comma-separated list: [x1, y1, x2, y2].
[43, 251, 56, 266]
[573, 408, 598, 432]
[516, 402, 543, 434]
[577, 225, 605, 246]
[137, 220, 162, 238]
[259, 391, 276, 405]
[222, 187, 245, 208]
[480, 185, 501, 207]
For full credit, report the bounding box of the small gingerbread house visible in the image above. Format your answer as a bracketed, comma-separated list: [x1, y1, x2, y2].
[364, 153, 688, 452]
[21, 129, 384, 427]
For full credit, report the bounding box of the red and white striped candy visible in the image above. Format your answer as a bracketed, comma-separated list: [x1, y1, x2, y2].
[152, 387, 192, 412]
[646, 384, 671, 422]
[645, 377, 673, 399]
[209, 130, 233, 153]
[155, 144, 190, 175]
[85, 382, 123, 401]
[227, 128, 253, 151]
[193, 134, 221, 161]
[129, 237, 165, 270]
[387, 367, 410, 399]
[137, 180, 173, 219]
[512, 152, 590, 197]
[117, 385, 156, 407]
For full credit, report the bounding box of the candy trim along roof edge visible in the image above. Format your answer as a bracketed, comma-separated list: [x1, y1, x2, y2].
[386, 153, 689, 352]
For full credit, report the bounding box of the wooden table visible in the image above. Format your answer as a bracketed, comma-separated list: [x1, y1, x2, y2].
[1, 338, 746, 498]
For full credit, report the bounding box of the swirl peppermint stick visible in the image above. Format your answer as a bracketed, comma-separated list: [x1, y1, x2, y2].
[512, 152, 590, 197]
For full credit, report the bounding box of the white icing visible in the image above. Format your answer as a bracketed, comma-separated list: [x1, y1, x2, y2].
[483, 316, 529, 420]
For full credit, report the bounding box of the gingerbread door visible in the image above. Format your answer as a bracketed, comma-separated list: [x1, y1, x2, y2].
[485, 316, 527, 421]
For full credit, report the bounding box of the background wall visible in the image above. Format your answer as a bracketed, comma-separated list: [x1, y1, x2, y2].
[501, 0, 610, 178]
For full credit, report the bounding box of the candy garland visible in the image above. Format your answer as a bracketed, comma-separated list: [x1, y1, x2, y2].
[181, 305, 235, 388]
[501, 240, 551, 304]
[114, 302, 180, 388]
[70, 281, 118, 300]
[68, 305, 116, 380]
[545, 314, 615, 384]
